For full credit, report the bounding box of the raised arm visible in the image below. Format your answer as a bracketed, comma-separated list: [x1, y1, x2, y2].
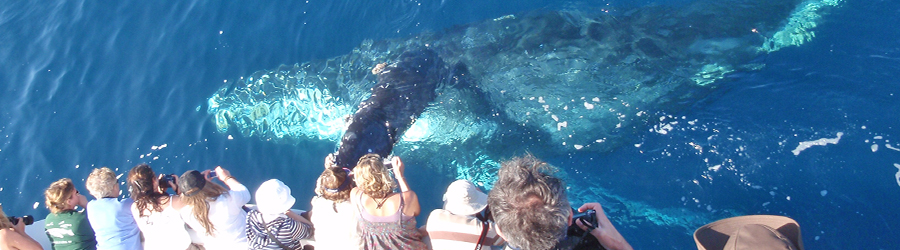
[390, 156, 420, 216]
[210, 166, 251, 204]
[2, 218, 43, 250]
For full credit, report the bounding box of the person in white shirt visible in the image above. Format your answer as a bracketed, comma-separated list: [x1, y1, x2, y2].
[127, 164, 196, 250]
[178, 166, 251, 250]
[423, 179, 504, 250]
[309, 154, 360, 249]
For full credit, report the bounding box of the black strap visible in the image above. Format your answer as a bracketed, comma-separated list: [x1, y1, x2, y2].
[259, 214, 293, 250]
[474, 213, 490, 250]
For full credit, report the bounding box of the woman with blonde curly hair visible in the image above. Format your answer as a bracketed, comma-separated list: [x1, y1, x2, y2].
[43, 178, 96, 249]
[127, 164, 196, 250]
[309, 154, 360, 249]
[178, 166, 250, 250]
[350, 153, 427, 249]
[0, 204, 42, 250]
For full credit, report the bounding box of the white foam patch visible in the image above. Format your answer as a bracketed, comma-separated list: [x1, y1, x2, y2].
[820, 190, 827, 196]
[895, 163, 900, 188]
[872, 144, 879, 152]
[33, 202, 39, 209]
[557, 121, 567, 131]
[886, 144, 900, 152]
[792, 132, 843, 156]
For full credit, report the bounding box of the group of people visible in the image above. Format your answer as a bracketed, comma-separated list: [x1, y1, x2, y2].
[0, 152, 805, 250]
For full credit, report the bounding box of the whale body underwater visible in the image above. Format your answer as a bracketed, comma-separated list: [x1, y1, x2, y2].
[333, 49, 466, 169]
[207, 0, 842, 231]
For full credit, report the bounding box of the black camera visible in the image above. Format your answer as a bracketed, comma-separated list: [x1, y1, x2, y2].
[557, 209, 604, 250]
[158, 174, 176, 189]
[8, 215, 34, 226]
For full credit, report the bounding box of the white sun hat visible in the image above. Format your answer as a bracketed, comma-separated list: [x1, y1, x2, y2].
[442, 179, 488, 216]
[255, 179, 296, 215]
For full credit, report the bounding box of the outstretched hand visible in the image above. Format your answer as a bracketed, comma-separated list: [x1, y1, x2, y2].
[214, 166, 232, 182]
[389, 156, 405, 176]
[325, 153, 337, 169]
[576, 203, 633, 250]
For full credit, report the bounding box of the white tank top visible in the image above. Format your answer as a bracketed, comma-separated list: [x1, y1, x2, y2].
[132, 196, 192, 250]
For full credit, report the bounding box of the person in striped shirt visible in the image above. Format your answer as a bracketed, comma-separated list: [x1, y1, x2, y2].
[246, 179, 313, 250]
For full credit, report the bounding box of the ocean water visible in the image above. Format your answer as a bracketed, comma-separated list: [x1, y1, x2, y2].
[1, 0, 898, 249]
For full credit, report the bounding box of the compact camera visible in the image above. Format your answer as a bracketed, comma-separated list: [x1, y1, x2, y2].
[158, 174, 176, 189]
[383, 158, 393, 169]
[7, 215, 34, 226]
[560, 209, 604, 250]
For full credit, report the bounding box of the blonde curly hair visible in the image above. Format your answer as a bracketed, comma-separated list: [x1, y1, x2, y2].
[45, 178, 77, 214]
[352, 154, 395, 199]
[86, 167, 119, 198]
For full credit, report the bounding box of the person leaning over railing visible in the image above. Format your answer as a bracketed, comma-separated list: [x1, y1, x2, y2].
[43, 178, 97, 250]
[246, 179, 313, 250]
[84, 167, 142, 250]
[178, 166, 251, 250]
[0, 204, 42, 250]
[350, 154, 428, 250]
[423, 179, 505, 250]
[309, 153, 360, 249]
[487, 154, 632, 250]
[127, 164, 197, 250]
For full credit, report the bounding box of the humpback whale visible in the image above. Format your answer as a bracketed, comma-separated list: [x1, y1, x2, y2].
[206, 0, 843, 231]
[334, 49, 455, 168]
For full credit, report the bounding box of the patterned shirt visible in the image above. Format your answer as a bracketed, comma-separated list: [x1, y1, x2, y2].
[44, 210, 97, 250]
[245, 209, 312, 250]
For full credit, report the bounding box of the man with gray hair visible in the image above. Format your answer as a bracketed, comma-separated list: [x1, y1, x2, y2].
[85, 167, 142, 250]
[487, 154, 632, 250]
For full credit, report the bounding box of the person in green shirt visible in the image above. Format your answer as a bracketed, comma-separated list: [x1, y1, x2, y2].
[43, 178, 97, 250]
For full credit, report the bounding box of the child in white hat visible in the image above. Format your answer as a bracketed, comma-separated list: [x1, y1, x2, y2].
[246, 179, 314, 250]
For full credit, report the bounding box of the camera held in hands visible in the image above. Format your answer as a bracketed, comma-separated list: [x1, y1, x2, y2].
[383, 158, 393, 169]
[208, 170, 218, 179]
[158, 174, 176, 189]
[8, 215, 34, 226]
[558, 209, 604, 250]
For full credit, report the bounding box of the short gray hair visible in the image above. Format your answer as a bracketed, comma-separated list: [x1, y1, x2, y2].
[86, 167, 118, 198]
[488, 154, 571, 250]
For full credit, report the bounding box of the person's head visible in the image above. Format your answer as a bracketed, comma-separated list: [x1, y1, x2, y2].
[128, 163, 169, 217]
[488, 154, 571, 250]
[255, 179, 296, 216]
[353, 154, 395, 199]
[44, 178, 80, 214]
[86, 167, 119, 199]
[178, 170, 228, 235]
[317, 167, 353, 202]
[0, 204, 12, 229]
[443, 179, 488, 216]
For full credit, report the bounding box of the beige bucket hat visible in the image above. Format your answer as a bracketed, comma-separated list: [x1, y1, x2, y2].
[694, 215, 803, 250]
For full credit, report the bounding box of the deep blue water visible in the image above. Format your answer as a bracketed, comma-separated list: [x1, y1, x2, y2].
[2, 0, 899, 249]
